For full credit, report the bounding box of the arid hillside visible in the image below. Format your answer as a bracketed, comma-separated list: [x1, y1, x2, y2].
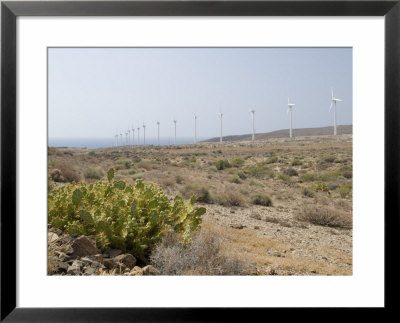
[48, 134, 352, 275]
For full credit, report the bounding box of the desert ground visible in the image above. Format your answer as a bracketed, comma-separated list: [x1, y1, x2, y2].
[48, 133, 352, 276]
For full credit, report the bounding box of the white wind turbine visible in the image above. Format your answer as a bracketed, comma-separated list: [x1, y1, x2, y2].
[194, 114, 198, 143]
[157, 121, 160, 146]
[142, 123, 146, 145]
[125, 131, 129, 146]
[218, 112, 223, 143]
[249, 109, 255, 141]
[330, 88, 342, 136]
[287, 98, 295, 138]
[127, 129, 131, 146]
[173, 119, 177, 145]
[119, 130, 123, 147]
[131, 125, 135, 146]
[137, 126, 140, 145]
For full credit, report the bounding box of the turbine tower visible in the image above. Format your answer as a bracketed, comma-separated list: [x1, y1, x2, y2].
[330, 88, 342, 136]
[173, 119, 177, 145]
[127, 129, 131, 146]
[157, 121, 160, 146]
[137, 126, 140, 145]
[287, 98, 295, 138]
[249, 109, 255, 141]
[218, 112, 223, 143]
[194, 114, 198, 143]
[125, 131, 128, 146]
[142, 123, 146, 145]
[131, 126, 135, 146]
[120, 130, 123, 147]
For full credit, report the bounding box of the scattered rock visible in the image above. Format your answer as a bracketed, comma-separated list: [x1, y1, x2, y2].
[103, 248, 123, 258]
[103, 258, 117, 269]
[67, 260, 83, 275]
[130, 266, 144, 276]
[70, 236, 100, 258]
[48, 232, 59, 243]
[113, 254, 136, 270]
[142, 265, 160, 275]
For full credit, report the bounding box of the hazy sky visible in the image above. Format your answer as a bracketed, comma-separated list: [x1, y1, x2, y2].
[48, 47, 352, 140]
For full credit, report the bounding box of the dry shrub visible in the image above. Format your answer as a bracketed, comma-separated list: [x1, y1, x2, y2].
[214, 190, 246, 207]
[180, 184, 212, 203]
[56, 162, 80, 183]
[150, 228, 248, 275]
[296, 205, 352, 229]
[251, 194, 273, 206]
[283, 168, 298, 177]
[175, 175, 184, 184]
[159, 178, 175, 189]
[84, 167, 105, 180]
[137, 160, 153, 171]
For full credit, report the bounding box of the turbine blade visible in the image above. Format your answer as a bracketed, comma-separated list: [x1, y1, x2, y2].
[329, 102, 333, 112]
[331, 88, 334, 99]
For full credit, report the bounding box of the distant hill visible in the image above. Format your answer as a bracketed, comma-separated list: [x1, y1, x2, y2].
[203, 125, 352, 143]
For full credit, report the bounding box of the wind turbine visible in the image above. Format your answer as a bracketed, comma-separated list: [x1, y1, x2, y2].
[120, 130, 123, 147]
[131, 126, 135, 146]
[142, 123, 146, 145]
[330, 88, 342, 136]
[218, 112, 223, 143]
[137, 126, 140, 145]
[287, 98, 295, 138]
[173, 119, 177, 145]
[194, 114, 198, 143]
[125, 131, 128, 146]
[127, 129, 131, 146]
[157, 121, 160, 146]
[249, 109, 255, 141]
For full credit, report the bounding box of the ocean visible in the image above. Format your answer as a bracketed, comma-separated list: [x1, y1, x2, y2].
[48, 137, 207, 149]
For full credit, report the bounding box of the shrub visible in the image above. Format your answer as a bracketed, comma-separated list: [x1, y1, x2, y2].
[215, 160, 231, 170]
[266, 156, 278, 164]
[214, 191, 246, 207]
[237, 172, 247, 180]
[313, 183, 330, 192]
[50, 168, 64, 182]
[150, 227, 247, 275]
[295, 206, 352, 229]
[291, 159, 302, 166]
[251, 194, 273, 207]
[136, 160, 153, 171]
[244, 163, 275, 179]
[229, 175, 242, 184]
[57, 162, 80, 183]
[343, 171, 352, 179]
[283, 168, 298, 177]
[84, 167, 105, 180]
[181, 184, 212, 204]
[338, 184, 352, 198]
[175, 175, 184, 184]
[231, 158, 244, 168]
[302, 187, 315, 198]
[48, 168, 206, 260]
[277, 173, 290, 181]
[116, 158, 133, 169]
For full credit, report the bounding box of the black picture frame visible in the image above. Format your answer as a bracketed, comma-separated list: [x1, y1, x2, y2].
[1, 0, 399, 321]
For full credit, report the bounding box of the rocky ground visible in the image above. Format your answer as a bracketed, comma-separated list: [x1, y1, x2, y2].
[48, 133, 352, 275]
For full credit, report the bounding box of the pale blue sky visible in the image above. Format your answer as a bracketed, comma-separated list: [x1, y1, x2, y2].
[48, 47, 352, 141]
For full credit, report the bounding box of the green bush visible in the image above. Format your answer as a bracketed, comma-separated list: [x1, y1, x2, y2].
[291, 159, 303, 166]
[251, 194, 273, 207]
[48, 168, 205, 260]
[116, 158, 133, 169]
[266, 156, 278, 164]
[231, 158, 244, 168]
[338, 184, 352, 198]
[180, 184, 212, 204]
[84, 167, 105, 180]
[215, 160, 231, 170]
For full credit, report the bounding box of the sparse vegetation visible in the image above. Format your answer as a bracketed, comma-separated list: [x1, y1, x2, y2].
[83, 167, 105, 180]
[302, 187, 315, 198]
[215, 159, 231, 170]
[180, 184, 212, 204]
[295, 205, 352, 229]
[251, 194, 273, 207]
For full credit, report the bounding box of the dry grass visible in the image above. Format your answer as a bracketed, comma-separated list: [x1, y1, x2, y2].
[150, 225, 252, 275]
[295, 205, 352, 229]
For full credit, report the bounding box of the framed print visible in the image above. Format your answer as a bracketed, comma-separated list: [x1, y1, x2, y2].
[1, 0, 399, 320]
